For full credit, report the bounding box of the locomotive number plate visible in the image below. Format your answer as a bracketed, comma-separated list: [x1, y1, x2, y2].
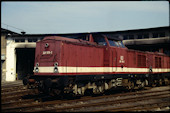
[43, 51, 53, 55]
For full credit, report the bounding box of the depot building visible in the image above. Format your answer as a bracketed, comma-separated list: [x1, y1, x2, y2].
[1, 26, 169, 82]
[1, 30, 44, 81]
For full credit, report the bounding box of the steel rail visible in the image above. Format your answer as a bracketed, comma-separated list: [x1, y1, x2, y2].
[93, 94, 170, 112]
[2, 86, 170, 112]
[38, 92, 170, 112]
[3, 89, 169, 112]
[1, 86, 27, 93]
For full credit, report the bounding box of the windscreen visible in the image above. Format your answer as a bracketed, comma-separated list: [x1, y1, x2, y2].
[108, 39, 125, 48]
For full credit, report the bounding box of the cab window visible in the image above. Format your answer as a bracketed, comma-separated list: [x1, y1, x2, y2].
[118, 41, 125, 48]
[108, 39, 125, 48]
[93, 34, 107, 46]
[73, 35, 89, 41]
[108, 40, 118, 46]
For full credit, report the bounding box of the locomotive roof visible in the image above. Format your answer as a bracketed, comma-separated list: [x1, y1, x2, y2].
[42, 36, 98, 46]
[62, 33, 123, 41]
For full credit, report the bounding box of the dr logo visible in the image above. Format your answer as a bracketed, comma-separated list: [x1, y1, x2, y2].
[119, 56, 125, 63]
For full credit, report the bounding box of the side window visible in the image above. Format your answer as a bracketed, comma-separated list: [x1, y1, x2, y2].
[15, 39, 25, 42]
[114, 41, 119, 47]
[152, 33, 159, 38]
[108, 39, 118, 47]
[108, 39, 125, 48]
[143, 34, 149, 38]
[28, 38, 38, 42]
[159, 32, 165, 37]
[74, 35, 89, 41]
[119, 41, 125, 48]
[93, 34, 107, 46]
[80, 35, 89, 41]
[137, 34, 143, 39]
[123, 35, 128, 40]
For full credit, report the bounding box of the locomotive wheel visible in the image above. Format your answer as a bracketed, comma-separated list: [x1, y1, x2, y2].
[92, 82, 105, 95]
[43, 78, 52, 94]
[98, 85, 105, 93]
[95, 85, 105, 94]
[156, 79, 162, 87]
[138, 81, 145, 89]
[164, 78, 169, 85]
[23, 77, 28, 85]
[127, 81, 134, 90]
[51, 89, 61, 96]
[73, 84, 86, 96]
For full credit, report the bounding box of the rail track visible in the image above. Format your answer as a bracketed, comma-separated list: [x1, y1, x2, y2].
[1, 81, 38, 106]
[1, 84, 38, 103]
[1, 80, 23, 88]
[1, 85, 26, 93]
[1, 80, 25, 93]
[1, 85, 170, 112]
[1, 89, 37, 103]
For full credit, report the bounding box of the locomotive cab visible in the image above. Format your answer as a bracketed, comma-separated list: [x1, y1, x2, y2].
[92, 34, 126, 49]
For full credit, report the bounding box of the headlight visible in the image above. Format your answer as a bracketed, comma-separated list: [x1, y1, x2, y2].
[35, 62, 39, 73]
[35, 67, 39, 73]
[54, 62, 58, 73]
[54, 67, 58, 73]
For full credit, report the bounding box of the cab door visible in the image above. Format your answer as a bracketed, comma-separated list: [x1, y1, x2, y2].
[103, 47, 110, 67]
[111, 48, 117, 72]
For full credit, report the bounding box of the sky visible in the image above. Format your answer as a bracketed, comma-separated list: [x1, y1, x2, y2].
[1, 1, 169, 34]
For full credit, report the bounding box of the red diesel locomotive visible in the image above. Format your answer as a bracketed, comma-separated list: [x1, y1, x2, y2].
[23, 33, 170, 95]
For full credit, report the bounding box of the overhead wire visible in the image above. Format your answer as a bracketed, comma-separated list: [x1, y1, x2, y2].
[1, 23, 25, 32]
